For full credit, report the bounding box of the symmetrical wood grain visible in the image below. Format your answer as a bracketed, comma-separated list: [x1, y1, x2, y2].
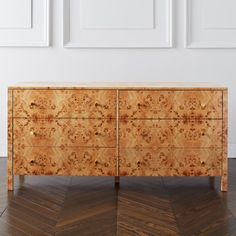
[172, 91, 222, 120]
[119, 148, 222, 176]
[119, 90, 173, 119]
[119, 119, 222, 148]
[14, 118, 116, 147]
[8, 85, 228, 191]
[13, 89, 116, 119]
[14, 147, 116, 176]
[117, 88, 227, 190]
[119, 90, 222, 119]
[119, 119, 172, 148]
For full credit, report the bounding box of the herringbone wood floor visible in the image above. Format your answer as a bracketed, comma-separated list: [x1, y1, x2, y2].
[0, 158, 236, 236]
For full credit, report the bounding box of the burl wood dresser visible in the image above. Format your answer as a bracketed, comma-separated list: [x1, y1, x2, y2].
[8, 83, 228, 191]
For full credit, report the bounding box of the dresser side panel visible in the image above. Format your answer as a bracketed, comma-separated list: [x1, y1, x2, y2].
[8, 89, 14, 190]
[221, 90, 228, 191]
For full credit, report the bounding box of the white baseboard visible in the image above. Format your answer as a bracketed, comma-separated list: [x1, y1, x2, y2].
[0, 142, 6, 157]
[229, 143, 236, 158]
[1, 143, 236, 158]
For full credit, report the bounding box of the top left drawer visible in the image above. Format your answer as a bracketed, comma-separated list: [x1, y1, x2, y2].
[13, 90, 117, 119]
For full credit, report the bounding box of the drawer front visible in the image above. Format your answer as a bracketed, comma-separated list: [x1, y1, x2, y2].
[119, 120, 222, 148]
[119, 90, 222, 119]
[14, 147, 116, 176]
[14, 118, 116, 147]
[119, 148, 222, 176]
[13, 90, 116, 119]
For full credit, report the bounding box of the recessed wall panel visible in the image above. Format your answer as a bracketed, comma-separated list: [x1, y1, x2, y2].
[80, 0, 154, 29]
[0, 0, 31, 29]
[203, 0, 236, 29]
[63, 0, 172, 48]
[0, 0, 50, 47]
[186, 0, 236, 48]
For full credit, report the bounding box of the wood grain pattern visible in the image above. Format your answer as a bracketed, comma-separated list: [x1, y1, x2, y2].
[13, 118, 116, 147]
[119, 148, 222, 176]
[8, 85, 228, 192]
[119, 90, 222, 119]
[119, 119, 222, 148]
[13, 89, 116, 119]
[172, 91, 223, 120]
[14, 147, 116, 176]
[221, 90, 228, 191]
[8, 89, 13, 191]
[119, 90, 173, 119]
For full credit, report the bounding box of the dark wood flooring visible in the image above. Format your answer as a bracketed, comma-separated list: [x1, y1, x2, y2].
[0, 158, 236, 236]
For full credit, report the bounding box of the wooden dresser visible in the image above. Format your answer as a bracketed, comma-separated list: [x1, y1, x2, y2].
[8, 83, 228, 191]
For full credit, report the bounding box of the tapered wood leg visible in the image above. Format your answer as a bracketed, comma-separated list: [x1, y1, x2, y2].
[8, 161, 13, 191]
[221, 174, 228, 192]
[8, 144, 14, 191]
[8, 175, 13, 191]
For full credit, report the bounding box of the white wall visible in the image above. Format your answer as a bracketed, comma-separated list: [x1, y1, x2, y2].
[0, 0, 236, 157]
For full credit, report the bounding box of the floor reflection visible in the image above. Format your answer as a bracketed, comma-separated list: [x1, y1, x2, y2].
[0, 159, 235, 235]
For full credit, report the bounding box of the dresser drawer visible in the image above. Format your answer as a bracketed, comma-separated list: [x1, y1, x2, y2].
[13, 118, 116, 147]
[119, 90, 222, 119]
[119, 119, 222, 148]
[13, 90, 116, 119]
[119, 148, 222, 176]
[14, 147, 116, 176]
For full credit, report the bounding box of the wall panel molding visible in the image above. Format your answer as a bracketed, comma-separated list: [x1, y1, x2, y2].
[0, 0, 50, 47]
[63, 0, 172, 48]
[185, 0, 236, 48]
[80, 0, 154, 30]
[0, 0, 32, 29]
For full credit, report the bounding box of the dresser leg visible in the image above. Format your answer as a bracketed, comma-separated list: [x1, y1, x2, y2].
[8, 173, 14, 191]
[221, 141, 228, 192]
[115, 176, 120, 185]
[7, 152, 14, 191]
[221, 174, 228, 192]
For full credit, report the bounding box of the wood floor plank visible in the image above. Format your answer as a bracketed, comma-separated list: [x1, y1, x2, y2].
[163, 175, 236, 236]
[12, 194, 60, 220]
[55, 177, 117, 234]
[1, 206, 56, 235]
[0, 218, 29, 236]
[117, 177, 180, 236]
[55, 210, 117, 236]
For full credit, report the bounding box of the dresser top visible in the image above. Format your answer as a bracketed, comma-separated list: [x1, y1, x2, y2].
[9, 82, 227, 90]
